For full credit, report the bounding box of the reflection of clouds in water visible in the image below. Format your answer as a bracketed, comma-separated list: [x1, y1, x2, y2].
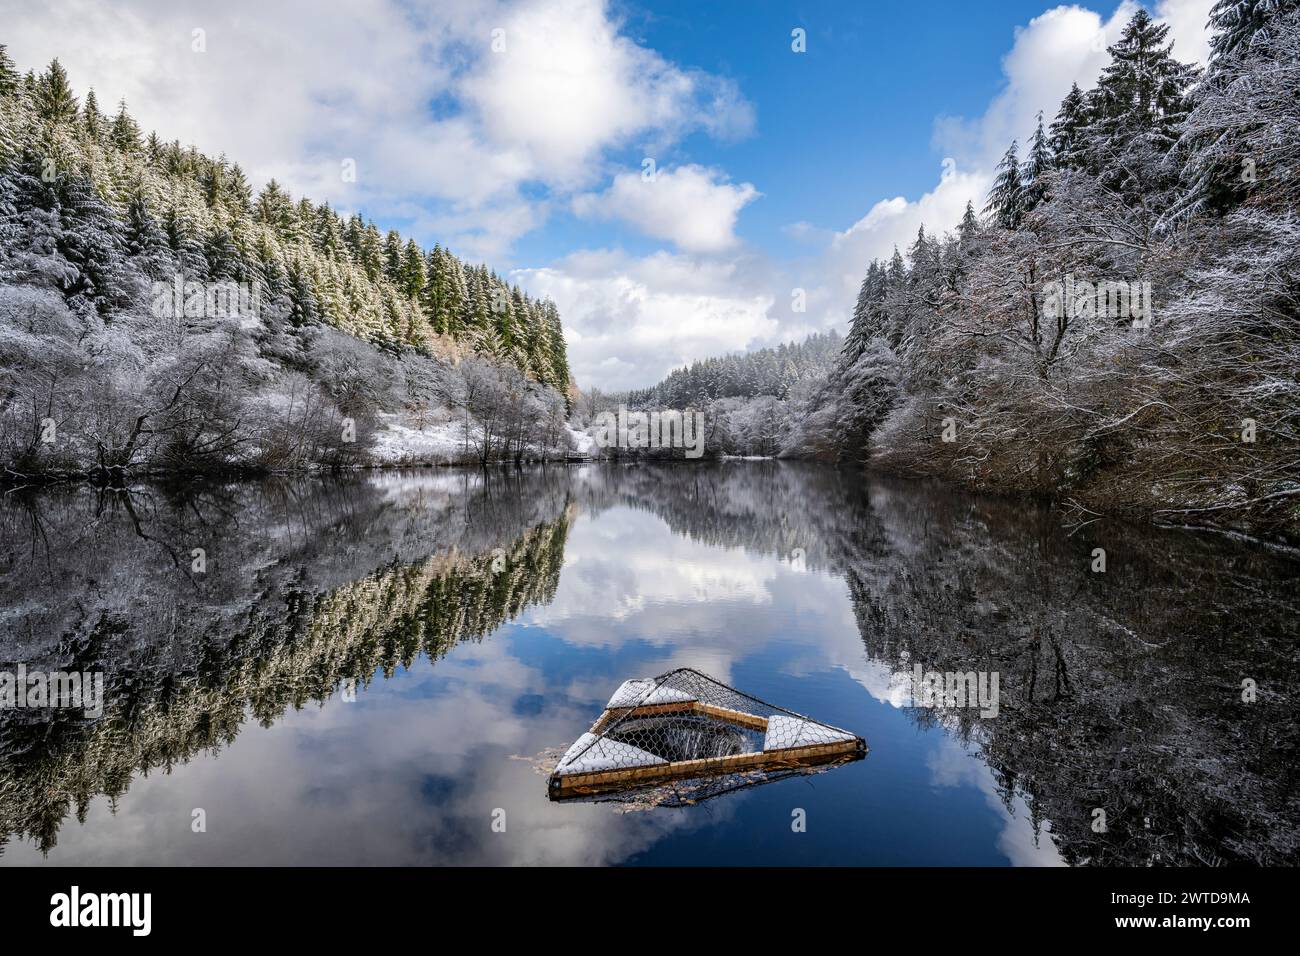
[926, 737, 1065, 867]
[533, 508, 855, 634]
[538, 508, 777, 623]
[531, 506, 869, 693]
[845, 658, 915, 709]
[4, 643, 717, 866]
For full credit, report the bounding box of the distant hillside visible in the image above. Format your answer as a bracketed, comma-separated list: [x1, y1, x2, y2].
[624, 329, 842, 406]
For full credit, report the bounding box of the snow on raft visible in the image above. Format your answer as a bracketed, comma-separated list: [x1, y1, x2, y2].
[548, 668, 866, 800]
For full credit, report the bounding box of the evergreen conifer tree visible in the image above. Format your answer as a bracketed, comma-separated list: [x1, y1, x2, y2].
[36, 59, 78, 123]
[984, 140, 1024, 229]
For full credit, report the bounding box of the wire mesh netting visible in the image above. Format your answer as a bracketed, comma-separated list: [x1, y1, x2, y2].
[548, 667, 866, 805]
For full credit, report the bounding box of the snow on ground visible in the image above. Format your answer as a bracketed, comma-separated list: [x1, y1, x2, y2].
[370, 412, 474, 465]
[371, 410, 586, 464]
[567, 425, 596, 454]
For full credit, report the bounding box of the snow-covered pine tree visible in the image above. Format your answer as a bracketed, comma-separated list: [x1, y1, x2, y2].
[382, 229, 403, 283]
[1084, 9, 1200, 199]
[1170, 7, 1300, 224]
[313, 203, 344, 259]
[543, 299, 570, 399]
[204, 224, 239, 281]
[842, 262, 879, 367]
[224, 163, 252, 215]
[957, 200, 980, 243]
[35, 59, 78, 124]
[123, 188, 172, 279]
[285, 254, 319, 328]
[358, 221, 384, 280]
[162, 201, 208, 280]
[399, 238, 425, 300]
[1021, 112, 1053, 211]
[55, 173, 126, 315]
[253, 179, 294, 233]
[1164, 0, 1300, 226]
[0, 45, 20, 99]
[81, 88, 104, 141]
[1208, 0, 1300, 64]
[1049, 84, 1090, 171]
[984, 140, 1024, 229]
[442, 249, 467, 337]
[252, 230, 288, 300]
[109, 99, 141, 154]
[491, 273, 518, 357]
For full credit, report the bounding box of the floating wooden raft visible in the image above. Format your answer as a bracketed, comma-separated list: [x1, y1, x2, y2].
[548, 668, 867, 799]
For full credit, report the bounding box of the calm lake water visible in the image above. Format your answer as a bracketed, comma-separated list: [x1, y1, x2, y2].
[1, 462, 1297, 865]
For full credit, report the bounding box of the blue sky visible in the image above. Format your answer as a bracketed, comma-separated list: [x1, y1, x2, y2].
[510, 0, 1058, 265]
[4, 0, 1216, 389]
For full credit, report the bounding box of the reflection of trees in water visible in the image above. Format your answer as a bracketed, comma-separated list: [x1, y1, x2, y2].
[843, 482, 1299, 865]
[568, 461, 867, 571]
[2, 462, 1296, 864]
[0, 470, 571, 855]
[578, 462, 1300, 865]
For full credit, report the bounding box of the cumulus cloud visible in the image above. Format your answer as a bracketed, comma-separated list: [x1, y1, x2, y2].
[515, 249, 779, 391]
[572, 165, 761, 253]
[464, 0, 753, 187]
[0, 0, 753, 258]
[1155, 0, 1217, 66]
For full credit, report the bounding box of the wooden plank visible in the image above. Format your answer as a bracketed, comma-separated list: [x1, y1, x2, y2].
[550, 737, 866, 798]
[590, 700, 767, 734]
[589, 700, 698, 734]
[696, 703, 769, 731]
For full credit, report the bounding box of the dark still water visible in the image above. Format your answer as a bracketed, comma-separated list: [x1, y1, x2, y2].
[1, 463, 1296, 866]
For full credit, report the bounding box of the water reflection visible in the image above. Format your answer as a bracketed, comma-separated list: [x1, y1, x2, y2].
[1, 463, 1295, 865]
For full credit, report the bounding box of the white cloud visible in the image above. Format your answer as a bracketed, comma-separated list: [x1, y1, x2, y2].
[1155, 0, 1217, 67]
[463, 0, 753, 188]
[573, 165, 761, 253]
[515, 249, 778, 391]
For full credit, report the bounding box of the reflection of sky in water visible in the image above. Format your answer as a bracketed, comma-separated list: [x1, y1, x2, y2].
[3, 500, 1062, 865]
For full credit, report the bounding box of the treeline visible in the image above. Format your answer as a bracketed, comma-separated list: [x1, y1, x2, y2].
[573, 330, 842, 458]
[788, 3, 1300, 538]
[624, 329, 842, 406]
[0, 49, 573, 480]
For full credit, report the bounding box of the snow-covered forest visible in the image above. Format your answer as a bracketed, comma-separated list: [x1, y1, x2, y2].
[624, 329, 843, 407]
[784, 3, 1300, 538]
[0, 48, 575, 479]
[574, 331, 843, 457]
